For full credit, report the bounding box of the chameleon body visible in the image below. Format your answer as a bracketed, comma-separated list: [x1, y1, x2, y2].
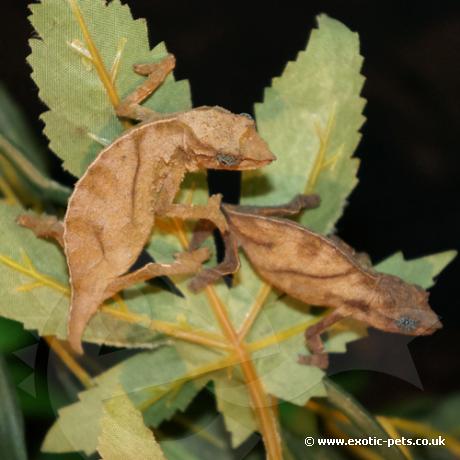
[189, 197, 442, 367]
[18, 55, 275, 353]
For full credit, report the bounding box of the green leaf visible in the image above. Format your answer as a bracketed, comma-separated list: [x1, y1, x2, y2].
[201, 257, 359, 447]
[42, 347, 210, 455]
[28, 0, 191, 177]
[44, 360, 249, 459]
[41, 255, 360, 455]
[159, 408, 239, 460]
[323, 379, 407, 460]
[0, 134, 71, 205]
[422, 394, 460, 433]
[97, 386, 166, 460]
[0, 84, 71, 205]
[0, 83, 48, 172]
[35, 245, 455, 456]
[0, 354, 27, 460]
[244, 14, 366, 234]
[380, 393, 460, 459]
[159, 442, 202, 460]
[375, 250, 457, 289]
[13, 5, 452, 457]
[148, 228, 361, 409]
[279, 401, 339, 460]
[213, 367, 257, 447]
[0, 317, 34, 353]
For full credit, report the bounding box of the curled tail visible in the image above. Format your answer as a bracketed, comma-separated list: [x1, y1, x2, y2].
[67, 291, 105, 354]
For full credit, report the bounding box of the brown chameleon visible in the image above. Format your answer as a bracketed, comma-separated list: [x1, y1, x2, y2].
[188, 195, 442, 368]
[18, 54, 275, 353]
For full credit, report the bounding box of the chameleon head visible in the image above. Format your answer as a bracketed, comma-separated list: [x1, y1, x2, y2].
[177, 106, 276, 170]
[373, 274, 442, 336]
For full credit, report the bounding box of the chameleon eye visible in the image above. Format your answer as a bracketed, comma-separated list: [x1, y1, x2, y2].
[239, 112, 253, 120]
[395, 316, 419, 332]
[217, 153, 241, 167]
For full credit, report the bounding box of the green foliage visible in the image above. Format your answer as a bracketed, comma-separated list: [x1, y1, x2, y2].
[0, 83, 48, 172]
[0, 84, 70, 205]
[158, 404, 243, 460]
[380, 393, 460, 459]
[424, 394, 460, 433]
[97, 387, 166, 460]
[243, 15, 365, 234]
[0, 354, 27, 460]
[375, 250, 457, 289]
[40, 254, 357, 454]
[28, 0, 190, 177]
[0, 1, 453, 459]
[42, 347, 208, 455]
[324, 379, 406, 460]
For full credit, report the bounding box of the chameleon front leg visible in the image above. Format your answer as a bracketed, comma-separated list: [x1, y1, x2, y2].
[16, 214, 64, 247]
[159, 193, 228, 234]
[116, 54, 176, 122]
[298, 310, 345, 369]
[188, 231, 240, 292]
[224, 193, 320, 217]
[103, 248, 210, 299]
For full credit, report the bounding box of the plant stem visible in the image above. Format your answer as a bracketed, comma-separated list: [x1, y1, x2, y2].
[204, 287, 283, 460]
[0, 174, 20, 205]
[305, 104, 336, 193]
[67, 0, 120, 107]
[323, 419, 383, 460]
[101, 306, 230, 350]
[247, 315, 326, 353]
[44, 336, 94, 389]
[376, 417, 412, 460]
[238, 282, 271, 340]
[137, 353, 239, 412]
[378, 416, 460, 458]
[322, 379, 406, 460]
[172, 216, 283, 459]
[67, 0, 130, 129]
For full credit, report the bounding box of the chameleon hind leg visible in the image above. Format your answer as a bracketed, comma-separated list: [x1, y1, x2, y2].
[103, 248, 210, 299]
[16, 214, 64, 247]
[187, 194, 321, 292]
[16, 214, 189, 298]
[298, 310, 344, 369]
[116, 54, 176, 122]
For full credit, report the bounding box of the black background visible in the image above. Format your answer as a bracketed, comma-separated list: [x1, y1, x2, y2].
[0, 0, 459, 450]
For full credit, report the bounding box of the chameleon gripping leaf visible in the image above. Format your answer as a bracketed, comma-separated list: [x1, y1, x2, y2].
[189, 196, 442, 368]
[18, 55, 275, 354]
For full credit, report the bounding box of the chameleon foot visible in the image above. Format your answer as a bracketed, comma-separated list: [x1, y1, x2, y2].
[297, 353, 329, 369]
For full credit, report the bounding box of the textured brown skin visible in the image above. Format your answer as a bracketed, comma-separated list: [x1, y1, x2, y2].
[224, 207, 442, 337]
[17, 55, 276, 353]
[187, 202, 442, 367]
[62, 108, 274, 353]
[17, 55, 276, 354]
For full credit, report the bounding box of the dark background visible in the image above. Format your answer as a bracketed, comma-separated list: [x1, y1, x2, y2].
[0, 0, 459, 457]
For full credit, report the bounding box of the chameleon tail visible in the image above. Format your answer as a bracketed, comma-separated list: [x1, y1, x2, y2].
[67, 292, 103, 355]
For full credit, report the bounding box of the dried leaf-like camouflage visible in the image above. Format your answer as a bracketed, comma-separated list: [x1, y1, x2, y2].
[18, 55, 275, 353]
[189, 195, 442, 368]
